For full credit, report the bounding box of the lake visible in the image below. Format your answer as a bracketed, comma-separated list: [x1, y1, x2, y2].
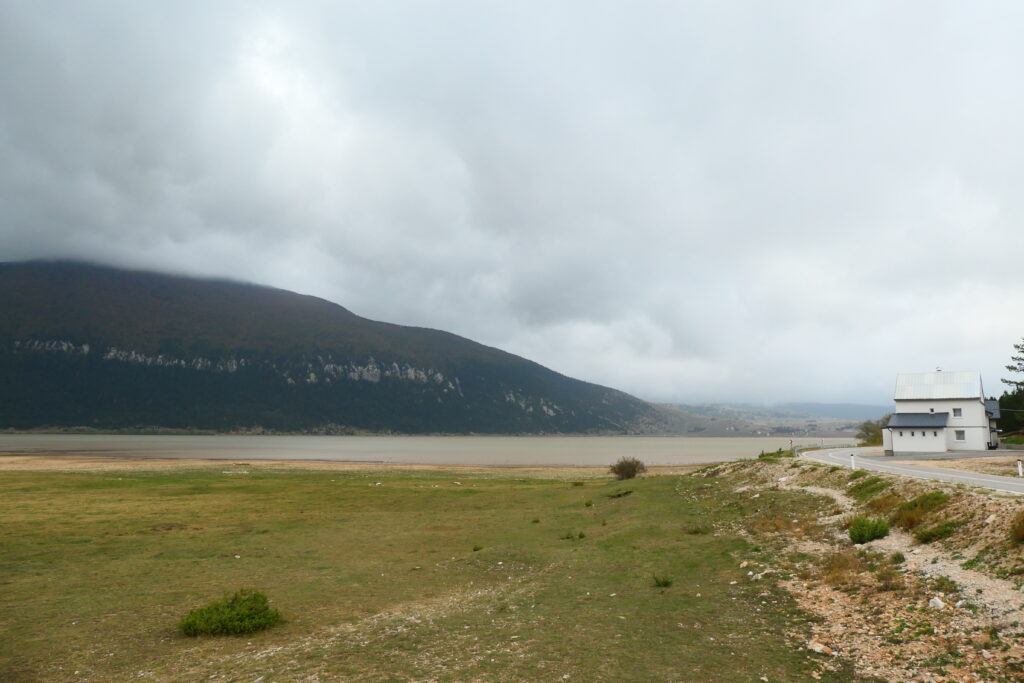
[0, 434, 855, 467]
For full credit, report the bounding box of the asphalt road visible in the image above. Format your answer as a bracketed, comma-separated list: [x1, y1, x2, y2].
[801, 446, 1024, 495]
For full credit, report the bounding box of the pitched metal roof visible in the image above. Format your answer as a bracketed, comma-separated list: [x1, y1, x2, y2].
[894, 371, 983, 400]
[888, 412, 949, 428]
[985, 399, 1001, 419]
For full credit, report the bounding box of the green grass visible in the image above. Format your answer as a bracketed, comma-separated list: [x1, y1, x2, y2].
[848, 476, 890, 502]
[0, 465, 856, 682]
[913, 521, 957, 544]
[891, 491, 950, 530]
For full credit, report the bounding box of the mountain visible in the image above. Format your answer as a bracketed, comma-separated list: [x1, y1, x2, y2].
[775, 402, 891, 421]
[0, 261, 672, 434]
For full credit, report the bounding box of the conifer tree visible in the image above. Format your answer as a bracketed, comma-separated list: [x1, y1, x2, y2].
[1005, 338, 1024, 391]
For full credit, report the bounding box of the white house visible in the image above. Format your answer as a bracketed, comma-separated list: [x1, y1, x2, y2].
[882, 371, 1000, 455]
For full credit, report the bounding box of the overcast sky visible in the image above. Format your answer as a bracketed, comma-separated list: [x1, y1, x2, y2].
[2, 1, 1022, 405]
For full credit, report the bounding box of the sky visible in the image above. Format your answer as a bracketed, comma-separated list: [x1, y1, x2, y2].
[2, 1, 1022, 405]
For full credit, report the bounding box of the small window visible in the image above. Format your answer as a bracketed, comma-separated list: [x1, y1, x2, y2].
[899, 431, 904, 437]
[929, 408, 934, 413]
[953, 408, 962, 417]
[911, 431, 916, 437]
[955, 429, 965, 441]
[933, 431, 938, 437]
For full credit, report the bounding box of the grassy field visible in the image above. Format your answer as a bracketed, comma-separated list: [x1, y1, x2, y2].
[0, 461, 857, 681]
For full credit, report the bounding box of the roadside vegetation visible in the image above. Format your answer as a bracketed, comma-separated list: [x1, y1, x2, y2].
[855, 415, 891, 446]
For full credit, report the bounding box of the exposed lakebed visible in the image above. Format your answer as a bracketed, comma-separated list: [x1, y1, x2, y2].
[0, 434, 853, 466]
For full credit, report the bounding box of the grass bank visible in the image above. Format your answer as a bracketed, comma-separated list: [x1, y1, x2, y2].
[0, 460, 854, 682]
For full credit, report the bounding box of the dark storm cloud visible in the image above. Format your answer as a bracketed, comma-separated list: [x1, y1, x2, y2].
[2, 1, 1023, 403]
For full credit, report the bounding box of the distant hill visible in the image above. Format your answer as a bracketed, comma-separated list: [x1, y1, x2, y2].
[670, 402, 890, 423]
[776, 402, 891, 421]
[659, 401, 883, 437]
[0, 261, 678, 434]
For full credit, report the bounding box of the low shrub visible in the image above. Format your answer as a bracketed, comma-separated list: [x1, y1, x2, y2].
[531, 518, 540, 524]
[875, 567, 903, 592]
[822, 550, 862, 586]
[890, 551, 905, 564]
[913, 521, 956, 544]
[848, 470, 868, 480]
[1010, 509, 1024, 544]
[932, 575, 959, 594]
[472, 544, 483, 551]
[891, 491, 950, 530]
[179, 589, 281, 637]
[848, 516, 890, 544]
[867, 494, 904, 515]
[609, 457, 647, 480]
[606, 490, 633, 499]
[584, 500, 593, 507]
[848, 476, 890, 502]
[685, 524, 711, 535]
[652, 575, 673, 588]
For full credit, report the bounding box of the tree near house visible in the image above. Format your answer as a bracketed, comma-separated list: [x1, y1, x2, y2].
[1004, 338, 1024, 391]
[856, 414, 891, 446]
[1001, 338, 1024, 434]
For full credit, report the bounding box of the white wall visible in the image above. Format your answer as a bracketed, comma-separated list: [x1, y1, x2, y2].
[891, 427, 947, 453]
[894, 398, 987, 424]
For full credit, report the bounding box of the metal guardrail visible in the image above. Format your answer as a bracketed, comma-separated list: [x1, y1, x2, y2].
[793, 443, 857, 457]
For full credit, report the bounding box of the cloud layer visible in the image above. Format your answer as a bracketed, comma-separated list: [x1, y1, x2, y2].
[3, 1, 1022, 404]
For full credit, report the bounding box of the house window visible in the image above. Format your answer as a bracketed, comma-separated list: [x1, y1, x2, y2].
[899, 431, 904, 437]
[933, 431, 938, 437]
[955, 430, 965, 441]
[911, 431, 915, 437]
[953, 408, 962, 417]
[929, 408, 934, 413]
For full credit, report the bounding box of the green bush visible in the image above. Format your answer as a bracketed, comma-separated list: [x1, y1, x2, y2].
[848, 516, 890, 544]
[609, 457, 647, 480]
[179, 589, 281, 637]
[913, 521, 956, 544]
[652, 575, 673, 588]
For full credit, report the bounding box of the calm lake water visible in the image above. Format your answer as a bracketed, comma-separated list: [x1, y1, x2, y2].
[0, 434, 854, 467]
